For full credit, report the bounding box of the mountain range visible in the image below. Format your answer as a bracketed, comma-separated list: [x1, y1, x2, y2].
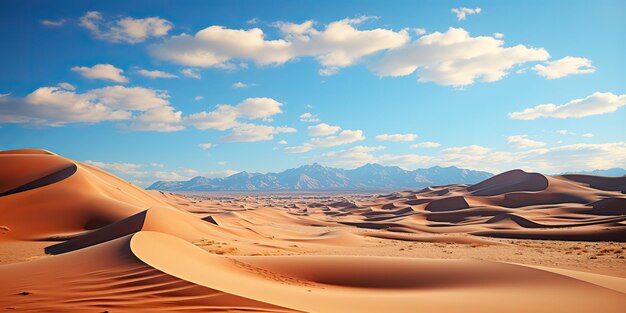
[147, 163, 494, 191]
[560, 168, 626, 176]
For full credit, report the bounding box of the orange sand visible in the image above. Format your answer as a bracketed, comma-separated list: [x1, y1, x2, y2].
[1, 149, 624, 312]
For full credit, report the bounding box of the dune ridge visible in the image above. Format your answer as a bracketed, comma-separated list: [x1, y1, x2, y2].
[1, 149, 625, 312]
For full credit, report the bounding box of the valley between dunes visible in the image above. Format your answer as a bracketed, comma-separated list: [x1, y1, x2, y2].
[1, 148, 625, 312]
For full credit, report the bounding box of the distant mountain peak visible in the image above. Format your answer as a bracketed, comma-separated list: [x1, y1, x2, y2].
[147, 163, 494, 191]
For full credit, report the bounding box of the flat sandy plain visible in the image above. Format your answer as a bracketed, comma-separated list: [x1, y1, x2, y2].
[1, 149, 625, 312]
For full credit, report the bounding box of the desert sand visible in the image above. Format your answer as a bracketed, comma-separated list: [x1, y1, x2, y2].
[0, 148, 625, 312]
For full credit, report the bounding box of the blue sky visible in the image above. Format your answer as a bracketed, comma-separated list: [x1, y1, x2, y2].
[1, 0, 625, 186]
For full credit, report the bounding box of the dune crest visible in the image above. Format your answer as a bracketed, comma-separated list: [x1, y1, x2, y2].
[1, 150, 625, 312]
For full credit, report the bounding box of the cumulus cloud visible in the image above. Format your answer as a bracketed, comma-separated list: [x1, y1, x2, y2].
[451, 7, 482, 21]
[41, 19, 66, 27]
[278, 139, 288, 145]
[308, 123, 341, 136]
[221, 123, 296, 142]
[372, 27, 549, 86]
[0, 85, 182, 131]
[410, 141, 441, 148]
[185, 97, 293, 142]
[80, 11, 173, 43]
[194, 96, 204, 101]
[186, 97, 284, 130]
[299, 112, 320, 122]
[582, 133, 594, 138]
[120, 105, 183, 132]
[507, 135, 546, 149]
[72, 64, 128, 83]
[180, 68, 201, 79]
[138, 69, 178, 79]
[533, 56, 595, 79]
[375, 133, 417, 142]
[150, 16, 409, 72]
[509, 92, 626, 120]
[286, 129, 365, 153]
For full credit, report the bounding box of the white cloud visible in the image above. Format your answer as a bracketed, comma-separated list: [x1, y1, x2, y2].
[205, 170, 238, 178]
[84, 160, 199, 186]
[84, 160, 142, 173]
[286, 129, 365, 153]
[120, 105, 183, 132]
[181, 68, 201, 79]
[319, 146, 384, 167]
[186, 97, 290, 141]
[150, 16, 409, 71]
[410, 141, 441, 148]
[309, 129, 365, 147]
[217, 161, 227, 165]
[557, 129, 573, 135]
[507, 135, 546, 149]
[235, 97, 284, 118]
[414, 28, 427, 36]
[372, 27, 549, 86]
[57, 82, 76, 91]
[138, 69, 178, 79]
[377, 154, 432, 167]
[451, 7, 482, 21]
[72, 64, 128, 83]
[80, 11, 173, 43]
[198, 143, 213, 150]
[284, 145, 314, 153]
[493, 32, 504, 39]
[314, 141, 626, 173]
[221, 123, 296, 142]
[41, 19, 66, 27]
[520, 143, 626, 173]
[299, 112, 320, 122]
[318, 145, 431, 169]
[232, 82, 255, 88]
[509, 92, 626, 120]
[582, 133, 594, 138]
[375, 133, 417, 142]
[194, 96, 204, 101]
[319, 67, 339, 76]
[308, 123, 341, 136]
[278, 139, 288, 145]
[0, 85, 181, 132]
[533, 56, 595, 79]
[443, 145, 491, 155]
[247, 18, 260, 24]
[185, 105, 240, 131]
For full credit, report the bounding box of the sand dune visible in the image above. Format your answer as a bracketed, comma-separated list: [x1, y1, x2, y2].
[1, 149, 625, 312]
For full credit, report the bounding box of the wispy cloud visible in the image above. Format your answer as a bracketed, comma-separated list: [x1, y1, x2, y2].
[510, 92, 626, 120]
[80, 11, 173, 43]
